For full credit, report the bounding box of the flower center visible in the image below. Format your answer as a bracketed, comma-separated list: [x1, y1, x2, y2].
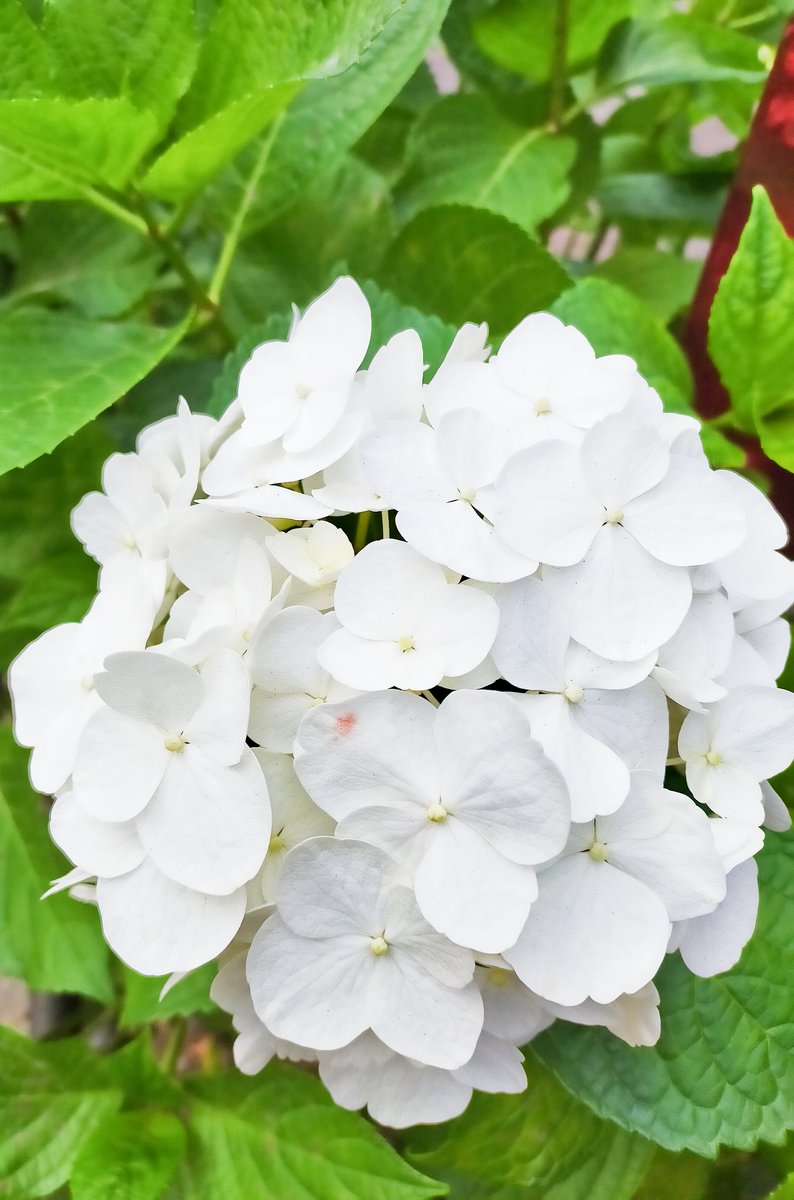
[370, 934, 389, 957]
[80, 674, 95, 691]
[487, 967, 512, 988]
[122, 533, 138, 549]
[269, 830, 285, 853]
[535, 398, 551, 415]
[604, 506, 624, 524]
[563, 683, 584, 704]
[426, 802, 448, 823]
[306, 694, 325, 707]
[589, 840, 609, 862]
[705, 749, 722, 766]
[398, 635, 415, 653]
[457, 486, 476, 503]
[295, 382, 311, 400]
[164, 734, 186, 753]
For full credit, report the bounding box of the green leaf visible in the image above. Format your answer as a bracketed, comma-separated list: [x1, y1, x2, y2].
[42, 0, 197, 131]
[8, 203, 159, 318]
[533, 829, 794, 1156]
[378, 204, 571, 336]
[596, 172, 726, 223]
[397, 95, 575, 233]
[768, 1175, 794, 1200]
[0, 308, 189, 476]
[203, 0, 452, 237]
[473, 0, 631, 83]
[70, 1110, 186, 1200]
[406, 1058, 653, 1199]
[0, 98, 158, 200]
[105, 1036, 184, 1110]
[595, 248, 701, 324]
[0, 0, 53, 98]
[551, 277, 742, 467]
[176, 1066, 445, 1200]
[598, 16, 766, 89]
[0, 727, 112, 1001]
[119, 963, 216, 1027]
[709, 187, 794, 447]
[141, 86, 297, 201]
[0, 1027, 121, 1199]
[179, 0, 403, 129]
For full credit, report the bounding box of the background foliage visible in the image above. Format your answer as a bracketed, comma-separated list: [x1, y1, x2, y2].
[1, 0, 794, 1196]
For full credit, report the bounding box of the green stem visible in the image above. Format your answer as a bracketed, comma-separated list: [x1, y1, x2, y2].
[354, 510, 371, 551]
[160, 1017, 187, 1076]
[548, 0, 571, 130]
[209, 114, 284, 306]
[380, 510, 391, 540]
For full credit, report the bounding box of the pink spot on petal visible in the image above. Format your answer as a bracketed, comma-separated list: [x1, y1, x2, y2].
[335, 713, 357, 736]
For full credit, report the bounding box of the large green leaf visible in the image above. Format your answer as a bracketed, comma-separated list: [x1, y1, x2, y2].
[551, 277, 742, 467]
[473, 0, 630, 83]
[203, 0, 452, 237]
[140, 86, 297, 201]
[598, 15, 766, 89]
[709, 186, 794, 459]
[378, 204, 570, 335]
[397, 95, 576, 233]
[0, 98, 158, 200]
[178, 0, 401, 128]
[42, 0, 197, 130]
[176, 1067, 445, 1200]
[406, 1058, 653, 1199]
[0, 728, 112, 1001]
[533, 829, 794, 1156]
[0, 308, 188, 476]
[595, 248, 700, 324]
[0, 0, 53, 98]
[0, 1028, 121, 1200]
[596, 172, 726, 224]
[8, 203, 159, 318]
[70, 1111, 186, 1200]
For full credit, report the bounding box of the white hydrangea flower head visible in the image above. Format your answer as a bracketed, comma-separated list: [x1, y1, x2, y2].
[8, 275, 794, 1126]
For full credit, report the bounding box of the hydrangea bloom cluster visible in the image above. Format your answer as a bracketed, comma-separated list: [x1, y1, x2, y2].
[11, 278, 794, 1128]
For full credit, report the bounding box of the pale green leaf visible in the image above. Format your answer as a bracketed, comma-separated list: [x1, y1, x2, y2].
[0, 98, 158, 200]
[0, 308, 189, 476]
[176, 1067, 445, 1200]
[709, 186, 794, 443]
[0, 727, 112, 1001]
[141, 86, 297, 201]
[0, 1028, 121, 1200]
[473, 0, 630, 83]
[595, 248, 700, 323]
[203, 0, 452, 236]
[598, 15, 766, 89]
[70, 1111, 186, 1200]
[43, 0, 198, 130]
[597, 172, 726, 223]
[533, 829, 794, 1155]
[379, 204, 571, 335]
[398, 95, 576, 233]
[406, 1058, 653, 1199]
[768, 1174, 794, 1200]
[179, 0, 403, 129]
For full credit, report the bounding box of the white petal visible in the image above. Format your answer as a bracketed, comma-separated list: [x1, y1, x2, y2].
[202, 487, 331, 520]
[576, 677, 669, 777]
[291, 276, 371, 375]
[97, 860, 245, 974]
[504, 853, 670, 1005]
[526, 696, 629, 821]
[275, 837, 401, 939]
[359, 420, 450, 507]
[397, 499, 536, 583]
[495, 441, 602, 566]
[491, 575, 570, 691]
[49, 792, 145, 878]
[183, 649, 250, 765]
[247, 914, 372, 1050]
[677, 858, 758, 977]
[332, 540, 446, 640]
[624, 456, 746, 566]
[434, 689, 570, 863]
[136, 747, 270, 895]
[9, 624, 84, 749]
[761, 781, 791, 832]
[369, 955, 483, 1069]
[168, 506, 274, 593]
[581, 413, 669, 507]
[95, 651, 202, 731]
[453, 1032, 527, 1094]
[414, 820, 538, 953]
[567, 527, 692, 659]
[294, 691, 438, 820]
[73, 708, 170, 820]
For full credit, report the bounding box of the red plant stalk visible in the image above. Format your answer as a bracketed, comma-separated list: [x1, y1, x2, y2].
[680, 15, 794, 533]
